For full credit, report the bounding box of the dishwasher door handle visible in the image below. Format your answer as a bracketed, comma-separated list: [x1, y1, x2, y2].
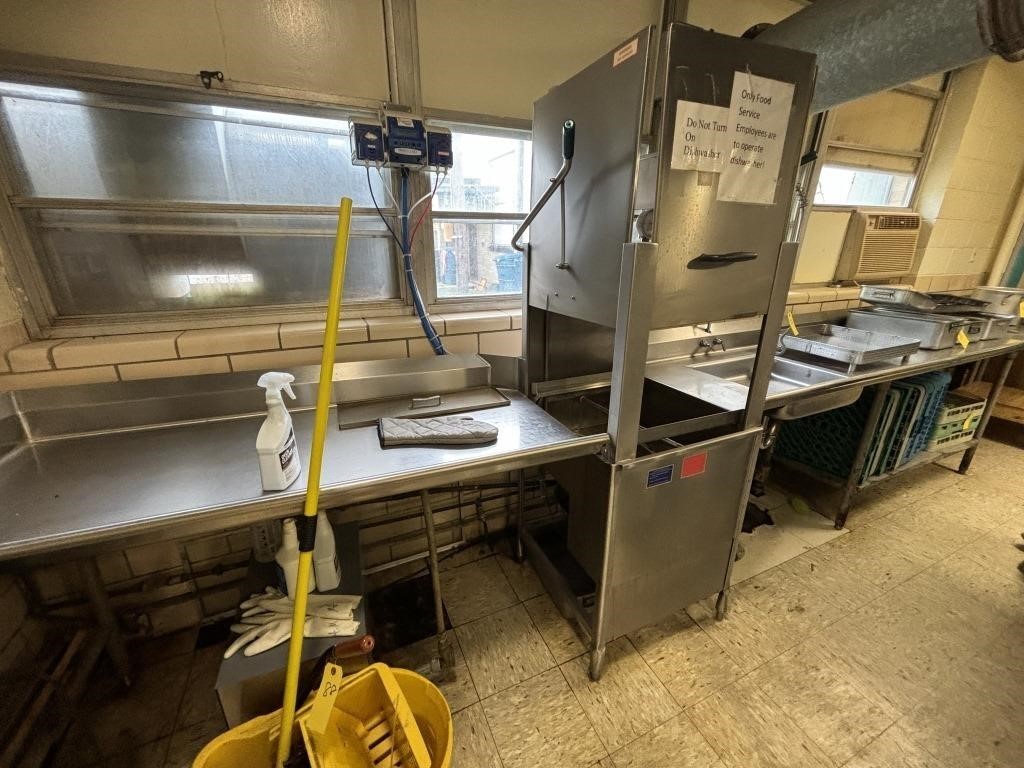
[687, 251, 759, 269]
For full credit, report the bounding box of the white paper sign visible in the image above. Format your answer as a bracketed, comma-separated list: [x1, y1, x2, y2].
[717, 72, 795, 205]
[671, 101, 730, 172]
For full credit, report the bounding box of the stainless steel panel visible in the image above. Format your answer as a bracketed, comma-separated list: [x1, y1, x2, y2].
[12, 355, 490, 439]
[527, 28, 653, 327]
[607, 243, 658, 461]
[600, 428, 761, 640]
[649, 26, 816, 329]
[333, 354, 491, 404]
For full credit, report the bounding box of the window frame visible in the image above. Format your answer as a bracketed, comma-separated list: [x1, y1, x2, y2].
[808, 79, 949, 217]
[0, 55, 532, 337]
[418, 117, 531, 313]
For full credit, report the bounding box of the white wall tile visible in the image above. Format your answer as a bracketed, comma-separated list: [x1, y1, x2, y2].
[176, 325, 280, 357]
[119, 356, 230, 381]
[53, 332, 180, 368]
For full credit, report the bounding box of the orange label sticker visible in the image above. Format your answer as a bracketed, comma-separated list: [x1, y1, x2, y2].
[613, 38, 639, 67]
[681, 452, 707, 478]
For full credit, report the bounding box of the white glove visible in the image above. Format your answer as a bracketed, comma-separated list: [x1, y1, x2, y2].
[239, 587, 361, 620]
[224, 615, 361, 658]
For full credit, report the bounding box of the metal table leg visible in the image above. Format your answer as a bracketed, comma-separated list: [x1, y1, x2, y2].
[514, 470, 526, 563]
[835, 380, 892, 530]
[959, 351, 1018, 474]
[419, 490, 455, 680]
[78, 557, 132, 686]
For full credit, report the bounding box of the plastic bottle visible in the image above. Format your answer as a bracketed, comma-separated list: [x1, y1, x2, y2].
[276, 518, 315, 596]
[256, 372, 301, 491]
[313, 511, 342, 592]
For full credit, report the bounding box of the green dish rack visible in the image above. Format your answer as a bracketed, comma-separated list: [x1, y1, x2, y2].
[927, 391, 986, 451]
[776, 371, 953, 484]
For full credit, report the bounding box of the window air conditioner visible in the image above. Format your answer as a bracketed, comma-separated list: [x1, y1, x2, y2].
[835, 211, 921, 282]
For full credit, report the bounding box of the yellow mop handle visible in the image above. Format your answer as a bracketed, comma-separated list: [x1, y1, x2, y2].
[276, 197, 353, 767]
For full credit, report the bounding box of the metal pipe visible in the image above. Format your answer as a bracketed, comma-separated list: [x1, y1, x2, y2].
[758, 0, 1024, 113]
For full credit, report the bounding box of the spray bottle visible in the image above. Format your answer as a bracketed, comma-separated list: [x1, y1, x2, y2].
[256, 372, 301, 491]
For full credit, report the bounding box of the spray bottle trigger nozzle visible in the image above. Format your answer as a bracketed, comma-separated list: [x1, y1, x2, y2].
[282, 382, 296, 399]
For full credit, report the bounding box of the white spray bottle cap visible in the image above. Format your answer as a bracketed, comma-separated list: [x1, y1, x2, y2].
[257, 371, 296, 403]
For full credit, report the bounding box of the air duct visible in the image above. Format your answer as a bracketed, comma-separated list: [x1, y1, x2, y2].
[758, 0, 1024, 112]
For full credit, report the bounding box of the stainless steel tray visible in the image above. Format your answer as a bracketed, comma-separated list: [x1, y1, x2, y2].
[847, 308, 983, 349]
[859, 286, 987, 314]
[780, 323, 920, 373]
[859, 286, 937, 312]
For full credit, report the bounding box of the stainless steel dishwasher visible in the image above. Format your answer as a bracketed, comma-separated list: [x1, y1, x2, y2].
[513, 23, 816, 679]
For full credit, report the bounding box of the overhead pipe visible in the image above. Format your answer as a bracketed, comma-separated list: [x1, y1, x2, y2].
[757, 0, 1024, 112]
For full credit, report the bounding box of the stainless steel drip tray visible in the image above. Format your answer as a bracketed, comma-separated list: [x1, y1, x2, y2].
[337, 386, 510, 429]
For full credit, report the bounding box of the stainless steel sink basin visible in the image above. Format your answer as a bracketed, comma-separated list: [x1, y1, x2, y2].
[692, 354, 844, 392]
[690, 353, 862, 419]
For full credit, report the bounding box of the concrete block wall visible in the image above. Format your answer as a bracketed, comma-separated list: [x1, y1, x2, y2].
[916, 60, 1024, 281]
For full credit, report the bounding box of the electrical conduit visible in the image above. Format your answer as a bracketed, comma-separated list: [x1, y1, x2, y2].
[401, 168, 446, 355]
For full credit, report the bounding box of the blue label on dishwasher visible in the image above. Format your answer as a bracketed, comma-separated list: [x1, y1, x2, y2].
[646, 465, 674, 488]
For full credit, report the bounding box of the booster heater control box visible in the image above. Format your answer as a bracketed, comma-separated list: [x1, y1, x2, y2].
[350, 122, 386, 167]
[384, 113, 427, 167]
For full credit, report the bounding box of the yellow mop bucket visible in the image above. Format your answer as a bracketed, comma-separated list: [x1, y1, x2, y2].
[192, 666, 453, 768]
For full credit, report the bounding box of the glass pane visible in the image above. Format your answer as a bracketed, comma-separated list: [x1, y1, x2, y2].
[0, 84, 388, 206]
[433, 219, 522, 298]
[433, 130, 531, 214]
[814, 165, 915, 207]
[28, 209, 399, 315]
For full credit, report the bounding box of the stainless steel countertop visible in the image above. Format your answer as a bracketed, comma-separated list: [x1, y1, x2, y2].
[646, 335, 1024, 414]
[0, 390, 605, 562]
[763, 334, 1024, 407]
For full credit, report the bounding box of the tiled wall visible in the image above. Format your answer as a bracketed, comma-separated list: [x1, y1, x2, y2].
[0, 309, 523, 391]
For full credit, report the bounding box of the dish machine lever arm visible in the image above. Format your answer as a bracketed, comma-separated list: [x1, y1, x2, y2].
[512, 119, 575, 270]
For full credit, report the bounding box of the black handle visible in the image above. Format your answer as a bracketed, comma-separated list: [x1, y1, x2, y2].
[562, 120, 575, 160]
[687, 251, 758, 269]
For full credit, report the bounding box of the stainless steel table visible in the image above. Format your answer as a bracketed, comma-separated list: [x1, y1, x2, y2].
[0, 390, 605, 562]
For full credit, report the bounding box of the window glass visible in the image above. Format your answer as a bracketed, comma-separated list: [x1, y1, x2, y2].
[433, 130, 531, 214]
[0, 82, 398, 315]
[28, 210, 398, 314]
[814, 165, 915, 208]
[433, 220, 522, 298]
[0, 90, 385, 206]
[431, 127, 530, 298]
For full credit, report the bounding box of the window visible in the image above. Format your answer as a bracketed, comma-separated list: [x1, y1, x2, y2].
[429, 126, 531, 298]
[0, 82, 400, 318]
[813, 77, 947, 210]
[814, 165, 915, 207]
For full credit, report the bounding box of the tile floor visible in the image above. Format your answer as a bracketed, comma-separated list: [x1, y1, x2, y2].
[54, 439, 1024, 768]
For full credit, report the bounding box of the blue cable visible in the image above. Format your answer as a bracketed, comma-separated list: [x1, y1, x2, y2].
[400, 168, 446, 355]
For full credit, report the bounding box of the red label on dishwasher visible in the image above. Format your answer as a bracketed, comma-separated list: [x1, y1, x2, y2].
[681, 452, 707, 478]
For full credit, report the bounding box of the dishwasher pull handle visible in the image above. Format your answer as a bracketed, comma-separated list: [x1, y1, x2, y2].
[688, 251, 758, 269]
[511, 119, 575, 261]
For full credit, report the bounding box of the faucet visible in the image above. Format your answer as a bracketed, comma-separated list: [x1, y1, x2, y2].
[698, 337, 727, 353]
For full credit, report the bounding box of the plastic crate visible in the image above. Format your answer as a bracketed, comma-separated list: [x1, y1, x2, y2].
[902, 371, 952, 461]
[927, 428, 977, 452]
[932, 391, 986, 427]
[776, 390, 876, 479]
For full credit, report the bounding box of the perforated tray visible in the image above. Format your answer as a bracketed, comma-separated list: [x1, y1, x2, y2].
[780, 324, 920, 373]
